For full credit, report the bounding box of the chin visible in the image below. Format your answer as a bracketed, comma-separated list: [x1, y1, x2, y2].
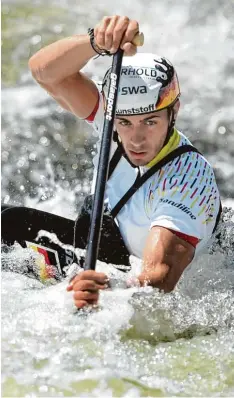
[128, 157, 150, 167]
[124, 147, 152, 166]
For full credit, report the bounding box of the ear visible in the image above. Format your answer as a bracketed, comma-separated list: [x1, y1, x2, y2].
[173, 99, 180, 119]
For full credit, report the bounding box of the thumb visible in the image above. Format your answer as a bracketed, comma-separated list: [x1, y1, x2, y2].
[66, 273, 79, 291]
[66, 283, 73, 292]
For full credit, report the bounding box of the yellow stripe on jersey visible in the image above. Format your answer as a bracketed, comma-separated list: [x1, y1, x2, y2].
[146, 128, 180, 168]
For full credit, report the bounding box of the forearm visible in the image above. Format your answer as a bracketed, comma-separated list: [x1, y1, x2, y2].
[28, 34, 96, 84]
[137, 264, 173, 292]
[135, 227, 195, 293]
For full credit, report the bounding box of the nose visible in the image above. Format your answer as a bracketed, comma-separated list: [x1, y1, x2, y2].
[130, 125, 146, 147]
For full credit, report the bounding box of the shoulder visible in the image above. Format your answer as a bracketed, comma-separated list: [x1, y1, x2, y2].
[162, 131, 216, 181]
[145, 132, 220, 235]
[159, 136, 220, 207]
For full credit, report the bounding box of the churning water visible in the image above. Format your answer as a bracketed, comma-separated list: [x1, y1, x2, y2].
[2, 234, 234, 397]
[1, 0, 234, 396]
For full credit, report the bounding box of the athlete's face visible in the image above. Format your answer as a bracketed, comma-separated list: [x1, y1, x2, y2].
[115, 107, 178, 166]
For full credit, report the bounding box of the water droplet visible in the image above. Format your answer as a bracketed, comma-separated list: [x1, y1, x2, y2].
[2, 151, 9, 161]
[54, 133, 61, 141]
[218, 126, 226, 135]
[39, 136, 50, 146]
[31, 35, 41, 45]
[17, 158, 25, 167]
[39, 385, 48, 393]
[4, 195, 10, 204]
[38, 125, 46, 134]
[29, 152, 37, 161]
[53, 25, 63, 34]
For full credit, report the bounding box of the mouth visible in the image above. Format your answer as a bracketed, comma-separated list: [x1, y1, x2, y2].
[128, 150, 147, 159]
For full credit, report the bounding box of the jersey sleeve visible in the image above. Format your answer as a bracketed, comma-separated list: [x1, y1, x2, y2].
[84, 83, 105, 138]
[149, 153, 221, 242]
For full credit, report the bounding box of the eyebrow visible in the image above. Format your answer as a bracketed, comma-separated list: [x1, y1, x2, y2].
[115, 115, 160, 122]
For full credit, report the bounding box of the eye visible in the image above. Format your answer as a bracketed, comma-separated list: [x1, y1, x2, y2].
[118, 120, 131, 126]
[144, 120, 157, 126]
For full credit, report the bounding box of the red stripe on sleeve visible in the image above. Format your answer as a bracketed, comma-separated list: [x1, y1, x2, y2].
[85, 97, 99, 122]
[169, 229, 199, 247]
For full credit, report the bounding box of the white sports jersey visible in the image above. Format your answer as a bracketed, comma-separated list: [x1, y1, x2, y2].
[86, 93, 221, 259]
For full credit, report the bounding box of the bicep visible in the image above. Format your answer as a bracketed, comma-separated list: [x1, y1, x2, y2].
[38, 72, 99, 119]
[142, 226, 195, 291]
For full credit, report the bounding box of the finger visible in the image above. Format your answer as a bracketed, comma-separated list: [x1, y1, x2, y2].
[104, 15, 119, 50]
[122, 42, 137, 56]
[120, 19, 139, 49]
[111, 16, 130, 53]
[67, 271, 108, 290]
[74, 300, 89, 309]
[66, 284, 73, 292]
[67, 278, 94, 292]
[74, 290, 99, 302]
[95, 16, 111, 49]
[73, 280, 108, 292]
[78, 270, 108, 284]
[67, 273, 81, 291]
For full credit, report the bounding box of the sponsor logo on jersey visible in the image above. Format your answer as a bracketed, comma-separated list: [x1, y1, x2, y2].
[159, 198, 196, 220]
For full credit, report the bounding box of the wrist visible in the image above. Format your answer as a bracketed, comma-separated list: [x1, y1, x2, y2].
[72, 33, 97, 58]
[87, 28, 112, 57]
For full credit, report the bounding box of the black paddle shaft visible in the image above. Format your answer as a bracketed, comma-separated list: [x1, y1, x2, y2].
[84, 49, 124, 270]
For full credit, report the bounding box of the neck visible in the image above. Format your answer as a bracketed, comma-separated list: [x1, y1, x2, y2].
[114, 128, 180, 170]
[144, 128, 180, 169]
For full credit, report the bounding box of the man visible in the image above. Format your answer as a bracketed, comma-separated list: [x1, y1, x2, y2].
[10, 16, 222, 308]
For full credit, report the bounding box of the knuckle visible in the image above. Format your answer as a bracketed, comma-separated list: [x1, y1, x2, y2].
[84, 270, 92, 276]
[130, 20, 139, 30]
[103, 15, 110, 23]
[76, 280, 87, 290]
[105, 29, 112, 37]
[112, 14, 120, 21]
[75, 300, 86, 309]
[115, 26, 124, 34]
[81, 291, 91, 300]
[78, 272, 86, 280]
[98, 283, 107, 290]
[122, 43, 136, 56]
[85, 281, 96, 291]
[121, 16, 130, 23]
[69, 275, 79, 285]
[82, 270, 93, 278]
[72, 280, 80, 291]
[98, 29, 105, 36]
[73, 291, 82, 300]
